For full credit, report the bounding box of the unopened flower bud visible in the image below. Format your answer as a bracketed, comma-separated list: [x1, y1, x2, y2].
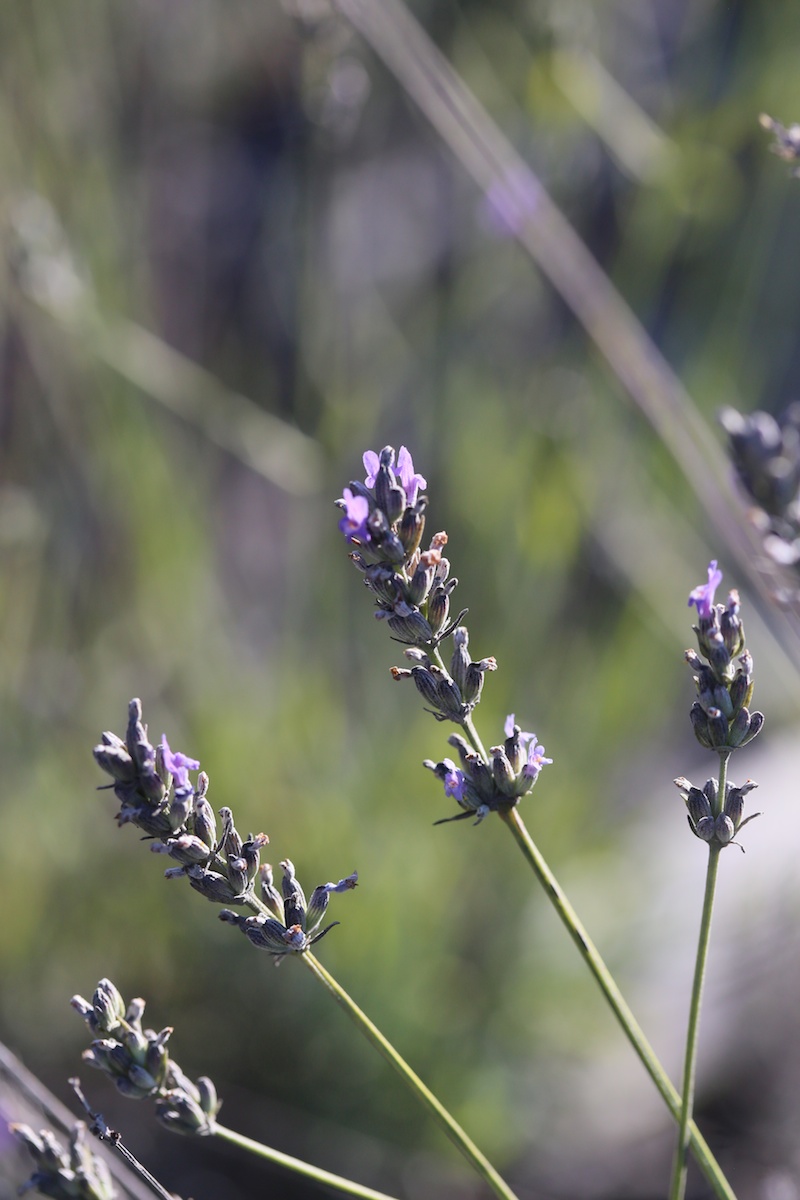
[706, 707, 730, 749]
[689, 703, 710, 747]
[187, 865, 242, 905]
[428, 580, 456, 636]
[714, 813, 736, 845]
[260, 863, 284, 919]
[193, 795, 217, 849]
[399, 501, 426, 557]
[463, 657, 497, 705]
[491, 747, 516, 795]
[450, 627, 471, 693]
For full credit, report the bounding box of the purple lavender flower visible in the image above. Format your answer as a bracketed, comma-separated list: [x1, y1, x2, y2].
[161, 736, 200, 791]
[363, 450, 381, 488]
[688, 560, 723, 620]
[443, 759, 468, 803]
[504, 713, 534, 742]
[522, 737, 553, 781]
[396, 446, 427, 506]
[338, 487, 371, 543]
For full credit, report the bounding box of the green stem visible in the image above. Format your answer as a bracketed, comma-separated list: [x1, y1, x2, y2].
[669, 755, 728, 1200]
[301, 951, 520, 1200]
[213, 1123, 400, 1200]
[499, 806, 735, 1200]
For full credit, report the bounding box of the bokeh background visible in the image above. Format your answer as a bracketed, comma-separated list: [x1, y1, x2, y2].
[3, 2, 800, 1198]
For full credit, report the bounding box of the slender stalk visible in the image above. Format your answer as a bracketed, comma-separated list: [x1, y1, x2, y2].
[499, 807, 735, 1200]
[213, 1123, 400, 1200]
[669, 755, 728, 1200]
[301, 951, 520, 1200]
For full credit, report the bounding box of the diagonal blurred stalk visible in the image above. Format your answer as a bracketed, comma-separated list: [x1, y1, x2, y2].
[329, 0, 800, 668]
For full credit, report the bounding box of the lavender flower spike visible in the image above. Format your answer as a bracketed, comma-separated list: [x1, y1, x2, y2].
[337, 487, 370, 544]
[161, 736, 200, 791]
[688, 560, 723, 620]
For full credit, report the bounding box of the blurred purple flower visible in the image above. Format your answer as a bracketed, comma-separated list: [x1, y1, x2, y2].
[363, 450, 381, 488]
[338, 487, 370, 543]
[688, 560, 723, 620]
[482, 166, 541, 238]
[161, 736, 200, 790]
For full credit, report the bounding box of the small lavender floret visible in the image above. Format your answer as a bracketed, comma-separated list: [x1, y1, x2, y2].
[396, 446, 427, 506]
[688, 560, 723, 620]
[338, 487, 371, 544]
[160, 736, 200, 792]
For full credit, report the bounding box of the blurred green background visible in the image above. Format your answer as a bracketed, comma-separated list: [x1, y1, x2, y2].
[3, 2, 800, 1198]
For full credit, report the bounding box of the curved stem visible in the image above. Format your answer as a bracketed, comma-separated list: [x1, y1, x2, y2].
[213, 1124, 400, 1200]
[669, 754, 728, 1200]
[301, 951, 520, 1200]
[499, 807, 735, 1200]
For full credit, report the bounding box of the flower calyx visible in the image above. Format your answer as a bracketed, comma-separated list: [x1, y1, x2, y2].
[425, 715, 552, 825]
[71, 979, 220, 1135]
[391, 628, 497, 725]
[674, 776, 761, 850]
[219, 860, 358, 964]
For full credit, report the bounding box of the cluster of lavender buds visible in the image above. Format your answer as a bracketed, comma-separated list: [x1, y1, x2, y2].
[219, 860, 358, 963]
[686, 561, 763, 753]
[71, 979, 220, 1137]
[337, 447, 552, 823]
[674, 777, 760, 850]
[424, 716, 552, 825]
[10, 1122, 116, 1200]
[680, 561, 763, 848]
[93, 701, 357, 953]
[760, 112, 800, 174]
[337, 446, 480, 673]
[720, 405, 800, 599]
[93, 699, 269, 908]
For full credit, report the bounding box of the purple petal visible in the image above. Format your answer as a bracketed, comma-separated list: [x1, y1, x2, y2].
[443, 760, 467, 803]
[522, 738, 553, 781]
[688, 560, 723, 620]
[396, 446, 427, 506]
[338, 488, 370, 543]
[161, 736, 200, 791]
[362, 451, 381, 488]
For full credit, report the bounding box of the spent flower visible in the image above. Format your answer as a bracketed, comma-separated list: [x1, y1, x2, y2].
[674, 776, 761, 850]
[219, 860, 358, 963]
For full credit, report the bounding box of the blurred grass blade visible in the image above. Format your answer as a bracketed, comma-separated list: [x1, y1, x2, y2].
[8, 191, 323, 497]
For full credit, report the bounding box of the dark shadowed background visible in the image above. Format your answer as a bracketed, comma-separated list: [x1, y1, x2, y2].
[2, 2, 800, 1198]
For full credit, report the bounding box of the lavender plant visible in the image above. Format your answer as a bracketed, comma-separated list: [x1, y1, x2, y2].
[335, 445, 756, 1200]
[88, 698, 518, 1200]
[11, 453, 764, 1200]
[668, 563, 763, 1200]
